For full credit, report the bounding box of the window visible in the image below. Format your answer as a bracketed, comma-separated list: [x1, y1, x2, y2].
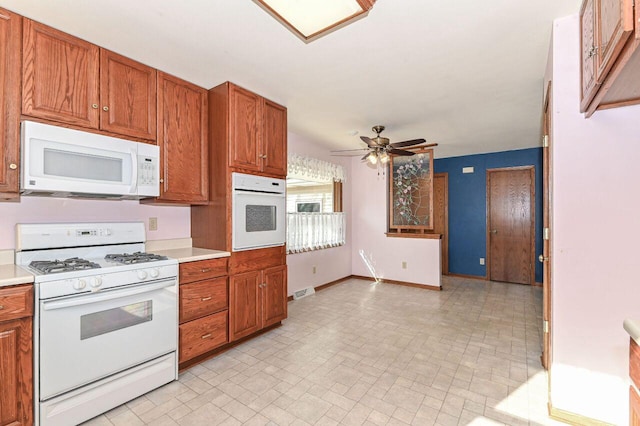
[286, 154, 346, 253]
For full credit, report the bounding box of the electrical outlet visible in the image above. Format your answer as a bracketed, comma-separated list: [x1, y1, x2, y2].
[312, 266, 317, 274]
[149, 217, 158, 231]
[479, 258, 485, 265]
[402, 261, 407, 269]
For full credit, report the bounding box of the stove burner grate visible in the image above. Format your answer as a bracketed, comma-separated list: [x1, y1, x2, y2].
[30, 257, 101, 274]
[105, 252, 168, 265]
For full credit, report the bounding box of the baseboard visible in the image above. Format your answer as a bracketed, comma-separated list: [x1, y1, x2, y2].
[287, 275, 352, 301]
[447, 273, 488, 280]
[548, 405, 614, 426]
[351, 275, 442, 291]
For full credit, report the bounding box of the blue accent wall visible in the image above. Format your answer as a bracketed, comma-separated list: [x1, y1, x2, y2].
[434, 148, 543, 283]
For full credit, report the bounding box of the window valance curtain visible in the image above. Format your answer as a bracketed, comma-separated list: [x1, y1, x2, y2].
[287, 153, 346, 182]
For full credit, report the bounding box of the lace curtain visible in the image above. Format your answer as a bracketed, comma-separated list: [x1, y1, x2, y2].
[287, 212, 345, 253]
[288, 154, 346, 182]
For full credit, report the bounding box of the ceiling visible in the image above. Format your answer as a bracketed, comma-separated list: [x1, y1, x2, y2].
[0, 0, 581, 158]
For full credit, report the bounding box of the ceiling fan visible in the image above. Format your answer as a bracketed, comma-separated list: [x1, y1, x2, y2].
[331, 125, 437, 164]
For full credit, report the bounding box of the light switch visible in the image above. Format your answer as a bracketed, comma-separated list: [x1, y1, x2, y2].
[463, 167, 474, 174]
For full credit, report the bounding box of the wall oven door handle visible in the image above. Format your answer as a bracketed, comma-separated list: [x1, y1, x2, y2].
[42, 280, 175, 311]
[233, 189, 284, 197]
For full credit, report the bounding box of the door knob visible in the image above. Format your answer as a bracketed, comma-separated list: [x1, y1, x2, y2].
[538, 254, 549, 263]
[490, 229, 498, 234]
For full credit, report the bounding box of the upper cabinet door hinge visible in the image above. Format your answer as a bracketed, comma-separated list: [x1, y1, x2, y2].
[543, 320, 549, 333]
[544, 227, 550, 240]
[542, 135, 549, 148]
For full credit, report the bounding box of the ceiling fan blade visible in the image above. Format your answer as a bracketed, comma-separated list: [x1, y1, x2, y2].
[390, 138, 426, 148]
[360, 136, 377, 147]
[361, 152, 372, 161]
[330, 148, 369, 153]
[388, 148, 415, 156]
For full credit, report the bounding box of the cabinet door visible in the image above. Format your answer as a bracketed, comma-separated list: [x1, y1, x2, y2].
[100, 50, 156, 140]
[596, 0, 634, 83]
[632, 386, 640, 425]
[229, 84, 261, 172]
[157, 72, 208, 204]
[261, 100, 287, 177]
[0, 9, 21, 199]
[22, 19, 99, 128]
[580, 0, 598, 111]
[229, 271, 261, 341]
[0, 318, 33, 426]
[262, 265, 287, 328]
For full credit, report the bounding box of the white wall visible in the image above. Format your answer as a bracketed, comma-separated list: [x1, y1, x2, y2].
[286, 132, 353, 296]
[350, 158, 441, 288]
[548, 15, 640, 425]
[0, 197, 190, 249]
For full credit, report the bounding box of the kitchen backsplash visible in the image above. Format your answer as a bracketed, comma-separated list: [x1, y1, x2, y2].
[0, 197, 190, 249]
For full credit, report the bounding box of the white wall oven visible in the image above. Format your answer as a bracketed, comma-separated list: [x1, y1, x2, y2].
[232, 172, 286, 251]
[15, 222, 178, 426]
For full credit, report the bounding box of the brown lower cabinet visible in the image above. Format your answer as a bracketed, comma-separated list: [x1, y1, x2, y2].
[229, 246, 287, 342]
[178, 258, 228, 367]
[0, 284, 34, 426]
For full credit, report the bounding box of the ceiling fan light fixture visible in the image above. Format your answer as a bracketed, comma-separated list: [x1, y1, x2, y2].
[379, 152, 390, 164]
[368, 152, 378, 165]
[253, 0, 376, 43]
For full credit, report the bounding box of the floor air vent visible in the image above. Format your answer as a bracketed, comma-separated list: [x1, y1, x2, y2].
[293, 287, 315, 300]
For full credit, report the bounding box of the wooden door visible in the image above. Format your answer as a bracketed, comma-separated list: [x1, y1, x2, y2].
[580, 0, 598, 111]
[0, 318, 33, 426]
[541, 84, 552, 370]
[432, 173, 449, 275]
[262, 265, 287, 328]
[0, 9, 21, 199]
[22, 19, 100, 128]
[229, 270, 261, 341]
[487, 167, 535, 285]
[100, 49, 156, 140]
[156, 72, 208, 204]
[229, 84, 261, 172]
[261, 99, 287, 177]
[631, 387, 640, 426]
[596, 0, 634, 83]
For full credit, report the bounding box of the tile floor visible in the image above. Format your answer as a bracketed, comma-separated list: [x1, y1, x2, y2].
[83, 276, 567, 425]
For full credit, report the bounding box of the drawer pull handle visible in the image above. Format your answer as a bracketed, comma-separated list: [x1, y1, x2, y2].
[201, 296, 212, 301]
[201, 333, 212, 339]
[0, 305, 4, 310]
[201, 268, 211, 273]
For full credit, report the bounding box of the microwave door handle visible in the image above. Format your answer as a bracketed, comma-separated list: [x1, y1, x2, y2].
[42, 280, 175, 311]
[130, 149, 138, 194]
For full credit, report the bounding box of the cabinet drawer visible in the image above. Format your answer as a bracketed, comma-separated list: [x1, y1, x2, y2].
[179, 258, 227, 284]
[179, 311, 227, 362]
[180, 277, 227, 323]
[0, 285, 34, 322]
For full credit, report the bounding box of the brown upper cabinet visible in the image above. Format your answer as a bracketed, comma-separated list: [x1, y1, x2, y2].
[22, 19, 157, 140]
[153, 72, 208, 204]
[0, 8, 21, 200]
[580, 0, 640, 116]
[228, 83, 287, 177]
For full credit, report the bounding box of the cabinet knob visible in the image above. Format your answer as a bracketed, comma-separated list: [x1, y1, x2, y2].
[91, 104, 98, 109]
[159, 178, 164, 183]
[260, 154, 267, 159]
[0, 305, 4, 310]
[538, 254, 549, 263]
[9, 163, 17, 170]
[103, 106, 109, 111]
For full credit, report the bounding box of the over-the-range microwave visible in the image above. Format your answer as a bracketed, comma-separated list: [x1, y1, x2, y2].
[21, 121, 160, 199]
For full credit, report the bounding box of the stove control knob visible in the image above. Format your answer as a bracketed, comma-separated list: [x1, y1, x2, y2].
[90, 277, 103, 288]
[137, 270, 148, 280]
[74, 279, 87, 290]
[149, 268, 160, 278]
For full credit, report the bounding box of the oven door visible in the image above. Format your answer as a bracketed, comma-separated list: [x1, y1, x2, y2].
[38, 279, 177, 400]
[232, 190, 286, 251]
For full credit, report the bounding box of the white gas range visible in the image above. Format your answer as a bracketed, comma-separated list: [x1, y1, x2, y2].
[15, 222, 178, 426]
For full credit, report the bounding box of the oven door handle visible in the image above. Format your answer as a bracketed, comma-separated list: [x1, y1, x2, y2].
[233, 189, 285, 197]
[42, 280, 175, 311]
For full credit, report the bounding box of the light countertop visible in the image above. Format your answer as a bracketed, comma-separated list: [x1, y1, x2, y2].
[0, 264, 34, 288]
[624, 319, 640, 344]
[153, 247, 230, 263]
